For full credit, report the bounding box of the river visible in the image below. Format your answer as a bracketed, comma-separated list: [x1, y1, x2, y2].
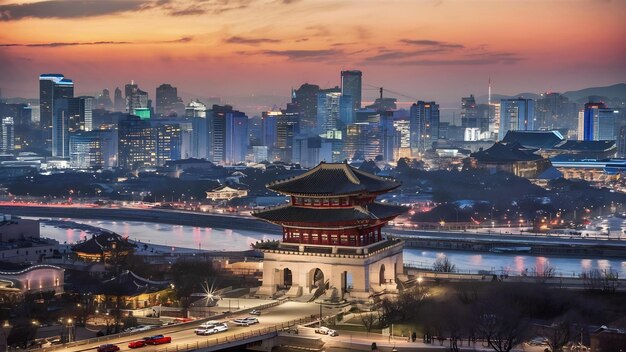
[39, 218, 626, 277]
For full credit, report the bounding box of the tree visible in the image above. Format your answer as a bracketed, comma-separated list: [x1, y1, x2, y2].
[360, 312, 377, 335]
[433, 255, 456, 272]
[539, 320, 571, 352]
[478, 311, 529, 352]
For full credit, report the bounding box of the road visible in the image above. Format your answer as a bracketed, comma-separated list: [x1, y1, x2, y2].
[41, 302, 320, 352]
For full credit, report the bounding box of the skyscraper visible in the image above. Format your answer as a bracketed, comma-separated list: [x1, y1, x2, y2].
[52, 96, 93, 158]
[461, 94, 488, 131]
[39, 74, 74, 130]
[211, 105, 248, 165]
[154, 122, 182, 166]
[113, 87, 124, 112]
[580, 101, 618, 141]
[186, 100, 210, 159]
[341, 70, 362, 111]
[1, 117, 14, 153]
[410, 101, 440, 155]
[97, 89, 113, 110]
[156, 84, 183, 117]
[118, 115, 156, 171]
[498, 98, 535, 140]
[69, 131, 103, 169]
[293, 83, 320, 131]
[125, 82, 149, 113]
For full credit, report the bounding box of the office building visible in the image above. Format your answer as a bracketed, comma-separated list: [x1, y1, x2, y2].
[69, 131, 103, 169]
[252, 146, 269, 163]
[118, 115, 156, 171]
[410, 101, 440, 155]
[156, 84, 184, 117]
[344, 122, 383, 161]
[393, 118, 411, 160]
[97, 89, 113, 110]
[498, 98, 535, 140]
[39, 74, 74, 130]
[317, 87, 354, 134]
[186, 100, 210, 159]
[113, 87, 124, 112]
[292, 83, 320, 131]
[211, 105, 248, 165]
[580, 101, 618, 141]
[1, 117, 14, 153]
[154, 123, 181, 166]
[125, 82, 149, 113]
[292, 135, 333, 168]
[52, 96, 93, 158]
[536, 92, 578, 130]
[0, 102, 32, 126]
[341, 70, 362, 111]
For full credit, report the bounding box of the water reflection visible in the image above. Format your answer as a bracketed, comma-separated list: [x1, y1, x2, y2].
[40, 218, 626, 276]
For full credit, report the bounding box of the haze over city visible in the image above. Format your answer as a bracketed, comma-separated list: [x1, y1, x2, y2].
[1, 0, 625, 106]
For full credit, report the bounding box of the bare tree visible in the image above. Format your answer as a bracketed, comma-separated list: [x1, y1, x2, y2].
[433, 255, 456, 273]
[537, 320, 571, 352]
[360, 312, 377, 335]
[580, 269, 620, 293]
[477, 301, 529, 352]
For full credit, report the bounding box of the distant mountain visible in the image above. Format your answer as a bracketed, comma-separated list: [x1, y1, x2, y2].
[475, 83, 625, 104]
[562, 83, 626, 103]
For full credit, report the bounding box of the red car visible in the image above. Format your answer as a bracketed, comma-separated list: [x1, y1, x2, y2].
[145, 335, 172, 345]
[97, 344, 120, 352]
[128, 339, 147, 349]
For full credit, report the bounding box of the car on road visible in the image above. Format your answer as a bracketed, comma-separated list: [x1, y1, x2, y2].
[196, 323, 229, 335]
[315, 326, 338, 336]
[249, 309, 261, 315]
[233, 317, 259, 326]
[128, 339, 147, 349]
[144, 335, 172, 345]
[97, 344, 120, 352]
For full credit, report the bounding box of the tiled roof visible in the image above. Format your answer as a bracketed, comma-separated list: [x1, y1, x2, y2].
[71, 232, 135, 255]
[553, 140, 616, 152]
[253, 202, 407, 224]
[267, 162, 400, 196]
[502, 130, 564, 148]
[99, 271, 170, 296]
[471, 142, 543, 162]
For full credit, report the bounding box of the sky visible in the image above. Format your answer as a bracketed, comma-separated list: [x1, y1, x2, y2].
[0, 0, 625, 108]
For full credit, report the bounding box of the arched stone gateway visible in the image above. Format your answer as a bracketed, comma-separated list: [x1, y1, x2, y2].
[253, 162, 408, 300]
[283, 268, 292, 288]
[310, 268, 325, 289]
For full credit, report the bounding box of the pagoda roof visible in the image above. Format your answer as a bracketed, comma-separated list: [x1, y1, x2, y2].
[470, 142, 543, 162]
[71, 232, 135, 255]
[253, 202, 407, 225]
[267, 162, 400, 196]
[99, 271, 170, 296]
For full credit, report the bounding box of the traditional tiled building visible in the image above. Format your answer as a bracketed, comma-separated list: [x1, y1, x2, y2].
[253, 162, 407, 302]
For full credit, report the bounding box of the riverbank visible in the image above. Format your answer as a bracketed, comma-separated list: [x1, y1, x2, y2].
[3, 205, 626, 259]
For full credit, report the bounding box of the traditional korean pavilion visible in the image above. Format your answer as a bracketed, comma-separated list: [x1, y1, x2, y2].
[253, 162, 407, 301]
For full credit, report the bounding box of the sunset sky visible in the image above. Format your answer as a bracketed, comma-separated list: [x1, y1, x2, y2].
[1, 0, 625, 107]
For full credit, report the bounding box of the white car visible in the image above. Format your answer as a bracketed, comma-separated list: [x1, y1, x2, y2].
[233, 317, 258, 326]
[196, 323, 228, 335]
[315, 326, 338, 336]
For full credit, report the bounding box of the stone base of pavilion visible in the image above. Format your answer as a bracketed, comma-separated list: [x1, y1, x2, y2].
[255, 238, 405, 304]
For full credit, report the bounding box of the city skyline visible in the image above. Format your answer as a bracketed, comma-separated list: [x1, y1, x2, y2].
[1, 0, 625, 103]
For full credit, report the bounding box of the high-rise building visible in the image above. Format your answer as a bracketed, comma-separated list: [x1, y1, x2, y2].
[211, 105, 248, 165]
[316, 87, 354, 134]
[125, 82, 149, 113]
[69, 132, 103, 169]
[461, 94, 489, 132]
[580, 101, 618, 141]
[410, 101, 440, 155]
[344, 122, 382, 161]
[186, 100, 210, 159]
[341, 70, 362, 111]
[262, 111, 278, 149]
[0, 102, 32, 126]
[1, 117, 14, 153]
[393, 118, 411, 160]
[97, 89, 113, 110]
[156, 84, 184, 117]
[498, 98, 535, 140]
[536, 92, 578, 130]
[252, 145, 269, 163]
[154, 123, 181, 166]
[113, 87, 125, 112]
[52, 96, 93, 158]
[118, 115, 156, 171]
[292, 83, 320, 131]
[39, 74, 74, 130]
